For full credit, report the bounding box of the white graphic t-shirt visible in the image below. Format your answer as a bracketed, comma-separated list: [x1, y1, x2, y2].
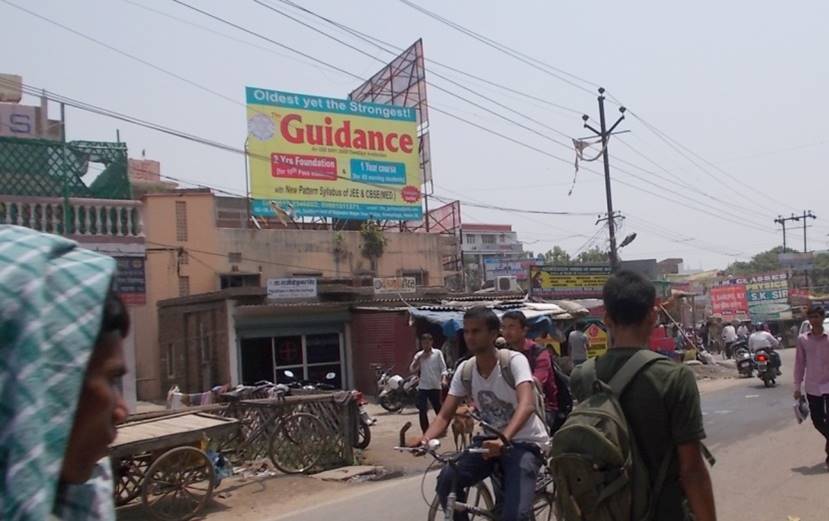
[449, 351, 549, 447]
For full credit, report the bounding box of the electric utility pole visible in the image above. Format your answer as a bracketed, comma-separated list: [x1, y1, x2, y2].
[774, 214, 796, 251]
[801, 210, 816, 253]
[775, 212, 817, 253]
[582, 87, 626, 271]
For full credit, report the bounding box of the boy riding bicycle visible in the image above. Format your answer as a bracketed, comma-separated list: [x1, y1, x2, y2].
[414, 307, 550, 521]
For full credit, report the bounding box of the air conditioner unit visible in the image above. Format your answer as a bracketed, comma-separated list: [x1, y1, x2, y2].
[496, 276, 520, 292]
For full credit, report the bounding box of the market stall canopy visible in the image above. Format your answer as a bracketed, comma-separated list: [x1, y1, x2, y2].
[409, 300, 579, 337]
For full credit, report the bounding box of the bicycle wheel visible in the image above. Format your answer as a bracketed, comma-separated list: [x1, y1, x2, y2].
[428, 482, 494, 521]
[269, 412, 327, 474]
[531, 491, 557, 521]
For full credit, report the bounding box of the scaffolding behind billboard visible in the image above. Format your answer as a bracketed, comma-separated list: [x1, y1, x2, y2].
[349, 39, 433, 194]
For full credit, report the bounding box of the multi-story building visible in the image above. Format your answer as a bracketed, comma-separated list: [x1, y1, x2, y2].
[134, 189, 459, 399]
[0, 83, 143, 409]
[460, 223, 526, 288]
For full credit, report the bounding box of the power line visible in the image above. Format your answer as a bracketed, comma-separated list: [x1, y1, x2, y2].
[385, 0, 802, 215]
[4, 2, 777, 236]
[244, 2, 776, 233]
[395, 0, 600, 96]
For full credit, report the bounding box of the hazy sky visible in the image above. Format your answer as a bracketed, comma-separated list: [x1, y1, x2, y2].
[4, 0, 829, 269]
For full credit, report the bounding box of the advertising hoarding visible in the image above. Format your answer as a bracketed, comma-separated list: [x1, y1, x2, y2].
[745, 272, 790, 320]
[267, 278, 318, 300]
[710, 285, 748, 319]
[246, 87, 422, 220]
[529, 265, 612, 299]
[484, 258, 535, 281]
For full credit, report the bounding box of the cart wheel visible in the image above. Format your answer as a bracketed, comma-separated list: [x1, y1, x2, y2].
[114, 454, 152, 506]
[141, 446, 215, 521]
[269, 412, 327, 474]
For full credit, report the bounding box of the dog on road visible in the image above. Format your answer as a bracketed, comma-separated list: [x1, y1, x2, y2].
[451, 403, 475, 451]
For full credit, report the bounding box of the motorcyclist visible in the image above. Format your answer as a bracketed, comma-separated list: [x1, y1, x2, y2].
[748, 323, 782, 375]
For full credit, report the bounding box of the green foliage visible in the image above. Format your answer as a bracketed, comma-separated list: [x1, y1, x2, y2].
[725, 246, 795, 275]
[359, 221, 386, 261]
[575, 246, 610, 264]
[541, 245, 609, 265]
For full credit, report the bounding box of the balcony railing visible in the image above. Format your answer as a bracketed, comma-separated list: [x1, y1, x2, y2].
[0, 195, 143, 237]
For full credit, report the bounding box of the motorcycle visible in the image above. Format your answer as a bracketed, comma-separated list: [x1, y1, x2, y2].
[734, 340, 754, 377]
[352, 390, 376, 449]
[754, 348, 777, 387]
[376, 367, 419, 412]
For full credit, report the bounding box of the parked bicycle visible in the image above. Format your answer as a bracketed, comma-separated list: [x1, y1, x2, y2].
[395, 417, 556, 521]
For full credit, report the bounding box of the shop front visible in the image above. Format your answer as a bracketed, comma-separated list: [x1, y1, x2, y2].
[234, 303, 352, 389]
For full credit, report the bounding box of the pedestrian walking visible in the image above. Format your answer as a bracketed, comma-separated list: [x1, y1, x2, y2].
[567, 322, 589, 366]
[565, 270, 716, 521]
[794, 305, 829, 470]
[0, 226, 130, 520]
[410, 333, 448, 433]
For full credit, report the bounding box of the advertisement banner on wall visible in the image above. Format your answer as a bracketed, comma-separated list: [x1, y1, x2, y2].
[529, 265, 612, 299]
[112, 256, 146, 306]
[484, 258, 535, 281]
[710, 285, 748, 319]
[373, 276, 417, 294]
[246, 87, 422, 221]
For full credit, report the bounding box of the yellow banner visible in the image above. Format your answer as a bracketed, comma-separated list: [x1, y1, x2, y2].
[246, 87, 422, 220]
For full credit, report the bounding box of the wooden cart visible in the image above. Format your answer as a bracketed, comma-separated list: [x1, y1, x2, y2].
[111, 412, 239, 521]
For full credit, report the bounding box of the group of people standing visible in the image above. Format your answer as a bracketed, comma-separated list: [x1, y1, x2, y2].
[408, 270, 716, 521]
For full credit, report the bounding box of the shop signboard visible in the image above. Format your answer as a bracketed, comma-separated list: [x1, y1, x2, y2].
[113, 256, 146, 306]
[246, 87, 422, 221]
[585, 323, 609, 358]
[529, 264, 611, 299]
[373, 276, 416, 294]
[267, 277, 318, 300]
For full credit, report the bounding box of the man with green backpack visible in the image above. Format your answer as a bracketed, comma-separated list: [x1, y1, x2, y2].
[551, 270, 716, 521]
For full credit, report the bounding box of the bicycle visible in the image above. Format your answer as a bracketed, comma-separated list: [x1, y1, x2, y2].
[395, 418, 556, 521]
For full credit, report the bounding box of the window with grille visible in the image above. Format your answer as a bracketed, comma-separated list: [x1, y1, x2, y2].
[481, 235, 496, 245]
[465, 234, 477, 244]
[175, 201, 188, 241]
[178, 276, 190, 297]
[179, 250, 189, 265]
[228, 251, 242, 264]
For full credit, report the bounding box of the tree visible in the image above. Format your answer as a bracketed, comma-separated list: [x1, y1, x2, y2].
[575, 246, 610, 265]
[543, 246, 572, 265]
[725, 246, 795, 275]
[540, 245, 610, 265]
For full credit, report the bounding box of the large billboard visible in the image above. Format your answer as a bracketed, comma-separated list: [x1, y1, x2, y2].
[710, 285, 748, 319]
[246, 87, 422, 220]
[529, 265, 612, 299]
[713, 272, 791, 321]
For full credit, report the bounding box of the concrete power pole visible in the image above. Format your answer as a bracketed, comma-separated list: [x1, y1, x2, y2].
[582, 88, 626, 271]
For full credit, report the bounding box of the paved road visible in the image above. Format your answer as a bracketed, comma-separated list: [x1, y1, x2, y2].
[269, 350, 805, 521]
